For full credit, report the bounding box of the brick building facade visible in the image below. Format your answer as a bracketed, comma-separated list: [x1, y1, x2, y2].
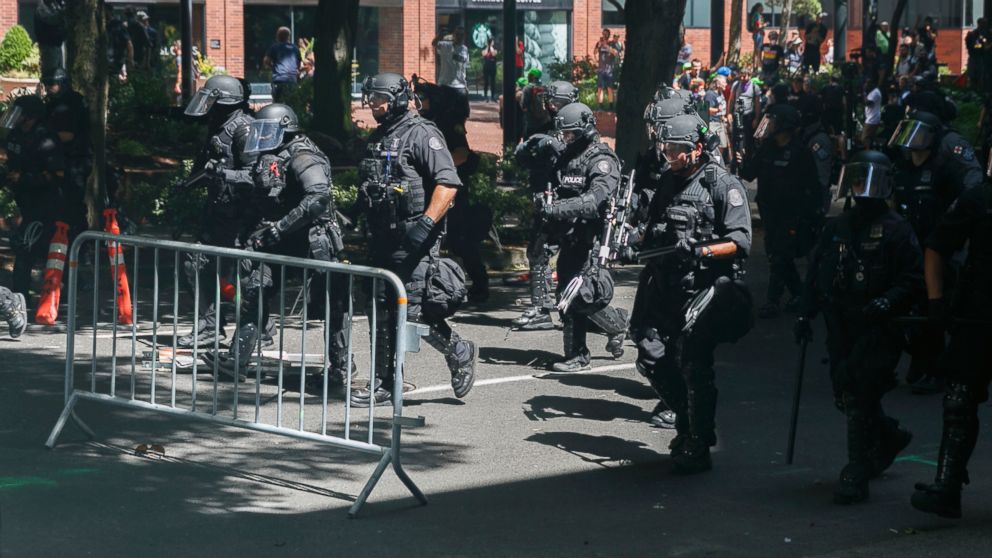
[0, 1, 976, 80]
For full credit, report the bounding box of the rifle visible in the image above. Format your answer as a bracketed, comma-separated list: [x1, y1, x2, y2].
[178, 158, 227, 191]
[557, 169, 634, 314]
[636, 238, 728, 263]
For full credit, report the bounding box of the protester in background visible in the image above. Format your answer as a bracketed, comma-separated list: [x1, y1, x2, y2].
[876, 21, 891, 57]
[125, 8, 150, 71]
[595, 28, 619, 109]
[678, 59, 702, 91]
[862, 77, 882, 148]
[678, 39, 693, 66]
[803, 12, 828, 73]
[749, 3, 766, 62]
[482, 37, 498, 102]
[139, 12, 160, 70]
[263, 26, 302, 103]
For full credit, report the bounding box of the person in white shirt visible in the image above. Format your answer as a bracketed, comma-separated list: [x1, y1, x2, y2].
[433, 27, 469, 92]
[862, 78, 882, 148]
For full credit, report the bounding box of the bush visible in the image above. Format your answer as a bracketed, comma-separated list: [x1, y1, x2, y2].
[0, 25, 36, 76]
[548, 55, 598, 82]
[0, 183, 18, 222]
[116, 138, 151, 158]
[332, 167, 359, 212]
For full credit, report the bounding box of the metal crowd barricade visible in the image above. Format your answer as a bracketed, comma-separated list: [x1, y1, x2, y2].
[45, 231, 429, 518]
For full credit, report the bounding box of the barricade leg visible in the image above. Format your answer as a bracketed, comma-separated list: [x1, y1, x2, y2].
[349, 452, 393, 519]
[45, 393, 95, 448]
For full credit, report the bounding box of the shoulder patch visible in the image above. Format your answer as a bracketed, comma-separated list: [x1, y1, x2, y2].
[428, 136, 444, 151]
[728, 188, 745, 207]
[952, 144, 976, 162]
[597, 160, 611, 173]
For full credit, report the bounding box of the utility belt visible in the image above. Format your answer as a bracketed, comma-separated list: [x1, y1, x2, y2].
[365, 179, 426, 240]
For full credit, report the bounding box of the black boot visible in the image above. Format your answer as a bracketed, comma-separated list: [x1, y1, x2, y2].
[349, 378, 393, 408]
[425, 327, 477, 398]
[512, 307, 554, 330]
[671, 436, 712, 475]
[177, 304, 227, 348]
[590, 306, 628, 359]
[871, 416, 912, 478]
[1, 291, 27, 339]
[911, 385, 977, 519]
[551, 317, 591, 372]
[835, 401, 872, 505]
[650, 401, 677, 429]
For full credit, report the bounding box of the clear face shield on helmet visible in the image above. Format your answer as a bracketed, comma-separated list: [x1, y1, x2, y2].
[243, 119, 286, 154]
[888, 119, 936, 150]
[183, 88, 219, 117]
[0, 105, 24, 130]
[836, 162, 892, 200]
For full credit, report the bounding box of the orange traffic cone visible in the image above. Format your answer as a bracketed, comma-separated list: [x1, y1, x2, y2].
[34, 221, 70, 325]
[103, 209, 133, 325]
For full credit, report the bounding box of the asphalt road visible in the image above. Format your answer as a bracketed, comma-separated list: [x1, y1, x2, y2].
[1, 228, 991, 558]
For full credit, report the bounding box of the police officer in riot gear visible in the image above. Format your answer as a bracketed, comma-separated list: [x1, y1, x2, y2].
[888, 110, 983, 392]
[0, 287, 28, 339]
[178, 75, 256, 349]
[42, 67, 90, 236]
[795, 150, 922, 505]
[206, 104, 349, 382]
[351, 73, 477, 406]
[799, 95, 834, 213]
[540, 102, 629, 372]
[510, 80, 580, 329]
[413, 76, 492, 303]
[1, 95, 65, 300]
[910, 152, 992, 519]
[630, 113, 752, 474]
[741, 103, 825, 319]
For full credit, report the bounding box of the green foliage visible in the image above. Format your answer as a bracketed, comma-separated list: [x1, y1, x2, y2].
[470, 151, 532, 243]
[577, 78, 598, 107]
[194, 52, 227, 78]
[793, 0, 823, 20]
[548, 55, 598, 82]
[280, 78, 315, 131]
[0, 25, 34, 75]
[332, 167, 359, 212]
[115, 138, 151, 158]
[0, 183, 18, 221]
[160, 161, 208, 237]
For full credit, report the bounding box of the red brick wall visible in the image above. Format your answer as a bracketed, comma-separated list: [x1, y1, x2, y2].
[839, 29, 965, 74]
[572, 0, 601, 62]
[378, 0, 436, 81]
[0, 0, 19, 40]
[205, 0, 244, 77]
[378, 7, 403, 74]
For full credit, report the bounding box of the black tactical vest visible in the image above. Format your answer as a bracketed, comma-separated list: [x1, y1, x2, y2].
[815, 210, 900, 308]
[251, 135, 332, 222]
[893, 162, 939, 241]
[359, 114, 430, 237]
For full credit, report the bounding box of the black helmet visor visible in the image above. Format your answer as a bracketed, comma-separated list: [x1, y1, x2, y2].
[888, 119, 936, 150]
[836, 162, 892, 200]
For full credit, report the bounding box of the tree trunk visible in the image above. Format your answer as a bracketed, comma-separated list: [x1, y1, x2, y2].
[727, 0, 744, 66]
[312, 0, 359, 144]
[65, 0, 108, 227]
[778, 0, 794, 47]
[880, 0, 909, 86]
[614, 0, 688, 166]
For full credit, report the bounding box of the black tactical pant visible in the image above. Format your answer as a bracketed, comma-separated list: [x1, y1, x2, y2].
[183, 199, 245, 330]
[631, 267, 720, 448]
[823, 310, 904, 474]
[762, 216, 806, 304]
[445, 200, 490, 294]
[527, 226, 557, 310]
[555, 242, 627, 360]
[235, 226, 350, 370]
[369, 236, 472, 387]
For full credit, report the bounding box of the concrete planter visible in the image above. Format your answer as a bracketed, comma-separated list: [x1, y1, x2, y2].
[1, 76, 40, 100]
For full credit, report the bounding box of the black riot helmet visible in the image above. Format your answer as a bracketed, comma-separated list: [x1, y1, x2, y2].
[554, 102, 598, 145]
[544, 80, 579, 115]
[42, 67, 68, 89]
[837, 149, 893, 200]
[753, 103, 801, 141]
[184, 75, 245, 117]
[244, 103, 299, 154]
[644, 97, 692, 140]
[888, 110, 941, 151]
[656, 113, 708, 148]
[0, 94, 46, 129]
[654, 84, 693, 104]
[362, 72, 411, 122]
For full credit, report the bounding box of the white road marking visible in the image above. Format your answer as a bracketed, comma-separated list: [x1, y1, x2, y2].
[406, 362, 637, 395]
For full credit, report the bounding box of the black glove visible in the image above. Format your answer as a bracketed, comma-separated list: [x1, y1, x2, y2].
[403, 215, 435, 252]
[674, 238, 698, 262]
[793, 316, 813, 345]
[247, 223, 281, 250]
[928, 297, 950, 329]
[203, 158, 226, 176]
[863, 296, 892, 320]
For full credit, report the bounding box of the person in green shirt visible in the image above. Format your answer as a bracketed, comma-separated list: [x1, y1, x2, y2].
[876, 21, 891, 56]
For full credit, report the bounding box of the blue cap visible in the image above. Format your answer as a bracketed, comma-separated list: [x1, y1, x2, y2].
[717, 66, 732, 77]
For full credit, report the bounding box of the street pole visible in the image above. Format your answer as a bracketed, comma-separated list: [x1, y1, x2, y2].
[834, 0, 847, 64]
[502, 0, 517, 148]
[180, 0, 195, 103]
